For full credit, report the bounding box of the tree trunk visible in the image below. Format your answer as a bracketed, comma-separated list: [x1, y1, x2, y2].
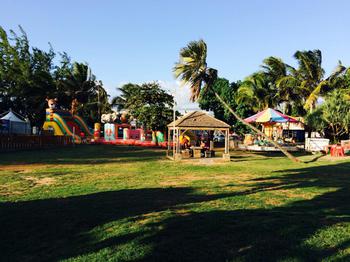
[215, 92, 301, 163]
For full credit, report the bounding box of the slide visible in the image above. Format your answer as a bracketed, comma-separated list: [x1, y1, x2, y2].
[43, 109, 93, 144]
[73, 115, 93, 136]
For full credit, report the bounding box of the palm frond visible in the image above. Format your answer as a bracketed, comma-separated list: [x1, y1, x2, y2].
[304, 81, 328, 110]
[173, 39, 217, 101]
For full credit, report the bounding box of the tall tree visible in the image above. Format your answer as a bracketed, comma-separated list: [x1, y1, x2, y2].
[277, 50, 346, 112]
[112, 82, 176, 132]
[199, 78, 252, 135]
[80, 81, 111, 125]
[0, 26, 56, 125]
[236, 72, 277, 111]
[56, 62, 96, 107]
[174, 39, 300, 162]
[0, 26, 109, 127]
[306, 89, 350, 142]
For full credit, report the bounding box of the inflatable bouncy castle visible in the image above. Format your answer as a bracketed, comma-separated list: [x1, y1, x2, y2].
[42, 98, 93, 144]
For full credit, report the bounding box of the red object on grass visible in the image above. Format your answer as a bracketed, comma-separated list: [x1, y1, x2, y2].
[330, 145, 345, 157]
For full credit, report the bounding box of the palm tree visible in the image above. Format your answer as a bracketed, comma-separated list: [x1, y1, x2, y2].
[84, 81, 111, 122]
[237, 57, 303, 115]
[174, 40, 300, 163]
[275, 75, 304, 115]
[57, 62, 97, 107]
[260, 56, 304, 115]
[261, 56, 289, 83]
[289, 50, 346, 112]
[304, 61, 346, 110]
[111, 83, 140, 111]
[236, 72, 276, 111]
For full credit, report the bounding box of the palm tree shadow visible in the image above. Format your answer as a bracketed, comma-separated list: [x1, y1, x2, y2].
[0, 145, 165, 165]
[2, 162, 350, 261]
[0, 187, 240, 261]
[303, 153, 326, 163]
[135, 161, 350, 261]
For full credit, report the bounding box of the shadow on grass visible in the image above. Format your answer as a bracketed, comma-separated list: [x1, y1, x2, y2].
[139, 162, 350, 261]
[0, 144, 165, 165]
[0, 187, 240, 261]
[229, 150, 314, 163]
[1, 162, 350, 261]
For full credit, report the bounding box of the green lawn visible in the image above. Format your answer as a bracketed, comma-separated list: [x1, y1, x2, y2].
[1, 145, 350, 261]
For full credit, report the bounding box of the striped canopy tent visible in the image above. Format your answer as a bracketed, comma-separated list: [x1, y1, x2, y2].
[244, 108, 298, 123]
[244, 108, 300, 139]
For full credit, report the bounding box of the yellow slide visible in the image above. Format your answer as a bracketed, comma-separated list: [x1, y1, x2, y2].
[43, 113, 81, 143]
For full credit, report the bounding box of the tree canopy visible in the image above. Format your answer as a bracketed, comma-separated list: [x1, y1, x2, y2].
[112, 82, 176, 131]
[306, 89, 350, 142]
[0, 26, 110, 126]
[175, 39, 350, 146]
[198, 78, 252, 134]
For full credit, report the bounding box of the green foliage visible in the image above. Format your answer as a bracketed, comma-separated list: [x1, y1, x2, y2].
[305, 107, 326, 135]
[0, 26, 110, 127]
[0, 26, 56, 125]
[199, 78, 252, 134]
[235, 50, 349, 119]
[236, 72, 277, 111]
[199, 78, 232, 118]
[112, 82, 175, 131]
[173, 39, 217, 102]
[306, 89, 350, 142]
[55, 58, 111, 125]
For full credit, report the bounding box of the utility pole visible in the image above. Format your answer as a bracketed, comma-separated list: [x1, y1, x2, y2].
[172, 91, 177, 157]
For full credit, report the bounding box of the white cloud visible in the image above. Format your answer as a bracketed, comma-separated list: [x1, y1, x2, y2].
[158, 80, 201, 113]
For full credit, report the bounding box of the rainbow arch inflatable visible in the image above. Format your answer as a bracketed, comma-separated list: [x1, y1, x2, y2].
[42, 109, 93, 144]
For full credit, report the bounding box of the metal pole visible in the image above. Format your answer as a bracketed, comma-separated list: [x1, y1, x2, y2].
[173, 99, 176, 158]
[167, 128, 170, 156]
[97, 86, 101, 122]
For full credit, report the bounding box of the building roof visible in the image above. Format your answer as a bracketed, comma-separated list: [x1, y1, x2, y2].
[168, 111, 230, 129]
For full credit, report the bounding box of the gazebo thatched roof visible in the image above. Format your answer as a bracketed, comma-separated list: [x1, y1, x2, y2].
[167, 111, 230, 129]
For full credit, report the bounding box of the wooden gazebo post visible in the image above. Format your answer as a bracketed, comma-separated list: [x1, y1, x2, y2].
[223, 127, 230, 160]
[167, 128, 171, 157]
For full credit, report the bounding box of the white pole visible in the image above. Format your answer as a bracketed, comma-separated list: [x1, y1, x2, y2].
[172, 92, 177, 158]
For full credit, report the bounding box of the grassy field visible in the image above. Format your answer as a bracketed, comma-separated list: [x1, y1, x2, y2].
[1, 145, 350, 261]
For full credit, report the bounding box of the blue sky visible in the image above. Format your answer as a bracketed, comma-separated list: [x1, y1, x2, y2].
[2, 0, 350, 109]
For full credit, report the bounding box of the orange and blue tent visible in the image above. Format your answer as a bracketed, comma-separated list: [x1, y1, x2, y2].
[244, 108, 298, 123]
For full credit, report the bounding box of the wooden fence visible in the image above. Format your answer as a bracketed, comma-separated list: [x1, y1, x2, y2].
[0, 135, 73, 152]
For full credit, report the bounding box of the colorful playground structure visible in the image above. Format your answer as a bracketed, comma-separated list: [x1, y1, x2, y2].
[42, 99, 93, 144]
[42, 99, 165, 147]
[99, 122, 166, 147]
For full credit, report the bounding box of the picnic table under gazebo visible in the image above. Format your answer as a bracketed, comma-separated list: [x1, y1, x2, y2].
[167, 111, 231, 161]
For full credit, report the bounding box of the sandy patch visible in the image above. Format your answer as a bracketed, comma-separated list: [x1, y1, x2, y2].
[158, 172, 255, 187]
[320, 155, 350, 162]
[0, 183, 24, 196]
[136, 212, 164, 225]
[0, 164, 47, 173]
[23, 176, 56, 186]
[264, 198, 283, 206]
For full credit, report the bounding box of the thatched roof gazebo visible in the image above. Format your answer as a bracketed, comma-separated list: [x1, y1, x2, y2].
[167, 111, 231, 161]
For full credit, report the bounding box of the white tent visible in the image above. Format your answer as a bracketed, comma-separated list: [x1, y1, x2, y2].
[0, 110, 31, 135]
[1, 110, 25, 122]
